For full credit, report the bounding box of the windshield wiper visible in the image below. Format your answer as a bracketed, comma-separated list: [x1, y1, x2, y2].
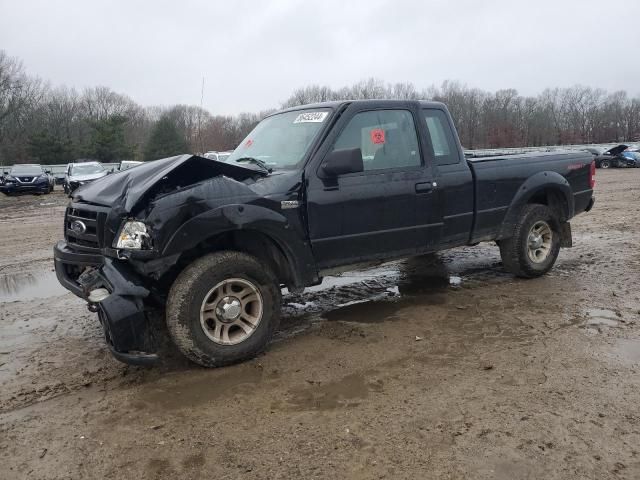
[234, 157, 272, 174]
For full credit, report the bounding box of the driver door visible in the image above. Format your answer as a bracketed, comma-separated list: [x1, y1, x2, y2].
[305, 105, 441, 269]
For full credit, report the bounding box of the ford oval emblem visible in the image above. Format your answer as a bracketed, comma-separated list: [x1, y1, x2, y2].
[70, 220, 87, 234]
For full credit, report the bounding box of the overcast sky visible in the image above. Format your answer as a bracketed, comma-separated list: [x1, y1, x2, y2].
[1, 0, 639, 115]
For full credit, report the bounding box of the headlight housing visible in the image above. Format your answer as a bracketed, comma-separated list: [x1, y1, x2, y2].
[115, 221, 152, 249]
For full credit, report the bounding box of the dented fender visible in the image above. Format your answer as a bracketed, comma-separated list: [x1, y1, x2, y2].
[162, 203, 288, 255]
[160, 203, 318, 287]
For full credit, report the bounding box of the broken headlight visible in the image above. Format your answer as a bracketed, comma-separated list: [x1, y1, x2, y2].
[115, 221, 152, 249]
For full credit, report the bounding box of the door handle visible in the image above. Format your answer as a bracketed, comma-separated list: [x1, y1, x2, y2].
[415, 182, 436, 193]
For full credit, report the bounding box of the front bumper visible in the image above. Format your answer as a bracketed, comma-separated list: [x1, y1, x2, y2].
[53, 240, 160, 366]
[0, 182, 49, 194]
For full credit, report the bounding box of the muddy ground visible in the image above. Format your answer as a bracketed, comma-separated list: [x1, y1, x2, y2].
[0, 170, 639, 479]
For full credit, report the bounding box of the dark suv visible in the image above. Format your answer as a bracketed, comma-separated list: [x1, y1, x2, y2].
[0, 164, 54, 195]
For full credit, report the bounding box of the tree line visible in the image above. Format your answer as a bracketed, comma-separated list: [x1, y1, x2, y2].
[283, 79, 640, 149]
[1, 50, 639, 166]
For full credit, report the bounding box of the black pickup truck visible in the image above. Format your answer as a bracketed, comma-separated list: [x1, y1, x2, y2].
[53, 100, 595, 367]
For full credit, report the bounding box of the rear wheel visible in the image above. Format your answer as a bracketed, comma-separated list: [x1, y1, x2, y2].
[499, 204, 561, 278]
[166, 251, 281, 367]
[600, 159, 611, 169]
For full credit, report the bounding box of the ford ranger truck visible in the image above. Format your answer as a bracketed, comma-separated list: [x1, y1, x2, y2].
[53, 100, 596, 367]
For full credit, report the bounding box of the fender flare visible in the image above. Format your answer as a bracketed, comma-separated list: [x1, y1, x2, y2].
[498, 171, 574, 239]
[161, 204, 317, 287]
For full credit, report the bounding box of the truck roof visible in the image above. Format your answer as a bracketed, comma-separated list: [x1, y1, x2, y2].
[275, 99, 447, 115]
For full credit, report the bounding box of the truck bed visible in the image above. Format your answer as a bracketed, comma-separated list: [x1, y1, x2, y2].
[468, 151, 594, 242]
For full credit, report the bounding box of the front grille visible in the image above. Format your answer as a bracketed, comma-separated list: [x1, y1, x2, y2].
[18, 176, 34, 183]
[65, 205, 107, 252]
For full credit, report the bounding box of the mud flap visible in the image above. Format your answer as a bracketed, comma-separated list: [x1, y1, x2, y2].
[559, 222, 572, 248]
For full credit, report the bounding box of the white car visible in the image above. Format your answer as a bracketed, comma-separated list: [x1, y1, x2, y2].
[203, 151, 233, 162]
[119, 160, 143, 171]
[64, 161, 108, 195]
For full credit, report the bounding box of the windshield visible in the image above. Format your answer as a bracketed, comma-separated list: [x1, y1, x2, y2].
[10, 165, 43, 175]
[226, 108, 332, 169]
[70, 164, 104, 176]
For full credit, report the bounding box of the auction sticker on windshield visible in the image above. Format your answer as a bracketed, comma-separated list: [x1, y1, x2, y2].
[293, 111, 329, 123]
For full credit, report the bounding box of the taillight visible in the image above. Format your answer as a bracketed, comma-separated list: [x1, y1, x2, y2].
[589, 160, 596, 189]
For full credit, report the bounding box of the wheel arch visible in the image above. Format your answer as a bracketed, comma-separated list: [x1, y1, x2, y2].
[498, 171, 574, 240]
[159, 204, 316, 290]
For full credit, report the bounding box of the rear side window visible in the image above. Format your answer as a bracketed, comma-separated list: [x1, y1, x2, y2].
[422, 109, 460, 166]
[332, 110, 421, 171]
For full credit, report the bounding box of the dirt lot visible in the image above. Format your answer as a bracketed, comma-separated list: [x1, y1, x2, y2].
[0, 170, 639, 479]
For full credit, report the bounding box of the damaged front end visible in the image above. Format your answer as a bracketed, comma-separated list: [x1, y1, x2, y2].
[53, 154, 269, 366]
[54, 239, 160, 365]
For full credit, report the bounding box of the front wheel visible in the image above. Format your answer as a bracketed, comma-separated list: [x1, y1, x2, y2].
[499, 204, 561, 278]
[600, 159, 611, 169]
[166, 251, 281, 367]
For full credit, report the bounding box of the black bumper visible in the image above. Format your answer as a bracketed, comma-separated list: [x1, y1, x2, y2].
[0, 183, 49, 194]
[585, 196, 595, 213]
[53, 240, 104, 297]
[53, 241, 159, 366]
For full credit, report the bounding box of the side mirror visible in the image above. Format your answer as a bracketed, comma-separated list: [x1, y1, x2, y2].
[321, 148, 363, 177]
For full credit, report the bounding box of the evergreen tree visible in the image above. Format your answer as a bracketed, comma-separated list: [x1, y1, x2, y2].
[144, 116, 188, 160]
[27, 131, 73, 164]
[86, 115, 132, 161]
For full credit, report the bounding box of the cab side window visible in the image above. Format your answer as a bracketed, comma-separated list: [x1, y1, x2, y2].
[422, 109, 460, 166]
[331, 110, 421, 171]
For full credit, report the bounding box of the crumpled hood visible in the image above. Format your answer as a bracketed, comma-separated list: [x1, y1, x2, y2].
[68, 172, 108, 182]
[73, 154, 265, 213]
[604, 144, 628, 156]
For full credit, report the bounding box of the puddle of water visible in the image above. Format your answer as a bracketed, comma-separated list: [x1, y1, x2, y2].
[300, 255, 465, 324]
[610, 339, 640, 365]
[298, 258, 464, 296]
[138, 365, 264, 410]
[0, 270, 68, 302]
[584, 308, 620, 328]
[308, 265, 401, 292]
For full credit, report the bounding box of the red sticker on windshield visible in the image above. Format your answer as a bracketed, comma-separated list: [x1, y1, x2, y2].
[245, 139, 253, 148]
[370, 129, 385, 144]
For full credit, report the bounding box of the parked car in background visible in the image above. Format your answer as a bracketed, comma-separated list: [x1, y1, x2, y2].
[118, 160, 143, 171]
[593, 144, 628, 168]
[620, 151, 640, 167]
[48, 164, 69, 185]
[203, 151, 233, 162]
[64, 161, 108, 195]
[0, 164, 54, 195]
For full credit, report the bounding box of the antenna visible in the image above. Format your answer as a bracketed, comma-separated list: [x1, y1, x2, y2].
[198, 77, 205, 154]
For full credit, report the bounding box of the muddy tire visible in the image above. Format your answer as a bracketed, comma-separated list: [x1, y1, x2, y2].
[166, 251, 281, 367]
[499, 204, 561, 278]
